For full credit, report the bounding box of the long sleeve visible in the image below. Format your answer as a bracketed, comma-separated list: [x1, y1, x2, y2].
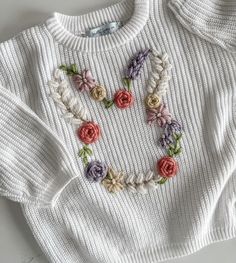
[0, 83, 79, 207]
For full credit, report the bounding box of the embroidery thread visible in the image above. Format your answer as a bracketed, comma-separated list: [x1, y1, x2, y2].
[59, 49, 150, 109]
[48, 48, 183, 194]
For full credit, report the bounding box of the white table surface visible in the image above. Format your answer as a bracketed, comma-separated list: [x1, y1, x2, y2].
[0, 0, 236, 262]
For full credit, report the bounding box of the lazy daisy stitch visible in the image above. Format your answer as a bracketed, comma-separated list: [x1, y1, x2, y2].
[48, 48, 183, 194]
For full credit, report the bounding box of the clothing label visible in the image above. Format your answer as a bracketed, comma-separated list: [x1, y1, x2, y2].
[82, 21, 123, 37]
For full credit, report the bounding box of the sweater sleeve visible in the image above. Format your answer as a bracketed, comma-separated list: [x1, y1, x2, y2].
[0, 83, 79, 208]
[0, 42, 79, 208]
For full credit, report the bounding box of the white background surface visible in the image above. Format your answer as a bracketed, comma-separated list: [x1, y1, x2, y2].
[0, 0, 236, 262]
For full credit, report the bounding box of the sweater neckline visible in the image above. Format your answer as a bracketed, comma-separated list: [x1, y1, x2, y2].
[168, 0, 236, 52]
[45, 0, 150, 52]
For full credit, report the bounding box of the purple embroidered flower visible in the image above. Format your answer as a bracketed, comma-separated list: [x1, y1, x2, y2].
[159, 133, 174, 149]
[165, 120, 182, 135]
[125, 49, 150, 80]
[147, 103, 172, 127]
[85, 160, 108, 182]
[73, 69, 96, 92]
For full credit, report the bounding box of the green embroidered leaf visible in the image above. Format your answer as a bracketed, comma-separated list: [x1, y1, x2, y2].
[157, 177, 168, 185]
[103, 98, 114, 108]
[176, 140, 181, 148]
[59, 64, 67, 71]
[82, 156, 88, 165]
[59, 64, 78, 76]
[122, 78, 128, 87]
[71, 64, 78, 74]
[173, 133, 182, 141]
[123, 78, 132, 91]
[174, 147, 182, 156]
[84, 146, 93, 156]
[106, 101, 114, 108]
[178, 133, 183, 140]
[168, 144, 175, 150]
[78, 149, 85, 157]
[167, 148, 174, 157]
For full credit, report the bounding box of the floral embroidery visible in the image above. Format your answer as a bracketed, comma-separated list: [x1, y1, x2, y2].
[48, 69, 88, 124]
[90, 85, 107, 101]
[114, 90, 134, 109]
[143, 49, 183, 183]
[145, 93, 162, 109]
[101, 168, 125, 193]
[59, 49, 150, 110]
[85, 161, 108, 182]
[48, 48, 184, 194]
[159, 133, 174, 149]
[73, 69, 96, 91]
[125, 49, 150, 80]
[166, 120, 182, 135]
[147, 103, 172, 127]
[78, 145, 93, 165]
[157, 156, 179, 178]
[77, 121, 101, 145]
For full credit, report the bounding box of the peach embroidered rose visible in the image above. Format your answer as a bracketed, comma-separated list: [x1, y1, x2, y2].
[157, 156, 178, 178]
[77, 122, 100, 144]
[114, 90, 134, 109]
[145, 93, 162, 109]
[90, 85, 107, 101]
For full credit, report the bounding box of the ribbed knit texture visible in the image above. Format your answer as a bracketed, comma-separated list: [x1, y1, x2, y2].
[0, 0, 236, 262]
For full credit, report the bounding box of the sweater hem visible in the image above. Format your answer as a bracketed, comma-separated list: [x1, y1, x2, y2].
[116, 226, 236, 263]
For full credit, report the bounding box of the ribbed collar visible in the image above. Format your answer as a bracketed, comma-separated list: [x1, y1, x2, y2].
[168, 0, 236, 52]
[45, 0, 150, 52]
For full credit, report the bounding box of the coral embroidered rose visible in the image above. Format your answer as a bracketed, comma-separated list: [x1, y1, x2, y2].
[145, 93, 162, 109]
[85, 160, 108, 182]
[90, 85, 107, 101]
[114, 90, 134, 109]
[77, 121, 100, 144]
[157, 156, 178, 178]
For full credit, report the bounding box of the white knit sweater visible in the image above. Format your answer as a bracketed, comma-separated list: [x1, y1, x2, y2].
[0, 0, 236, 262]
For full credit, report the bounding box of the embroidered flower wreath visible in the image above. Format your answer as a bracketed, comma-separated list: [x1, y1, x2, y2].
[48, 48, 183, 194]
[59, 49, 150, 109]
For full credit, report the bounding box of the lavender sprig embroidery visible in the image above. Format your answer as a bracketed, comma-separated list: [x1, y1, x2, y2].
[125, 49, 151, 80]
[165, 120, 182, 135]
[159, 119, 183, 156]
[159, 133, 174, 149]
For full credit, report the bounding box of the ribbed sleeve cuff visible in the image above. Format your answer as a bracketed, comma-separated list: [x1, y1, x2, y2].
[0, 84, 80, 208]
[39, 173, 78, 208]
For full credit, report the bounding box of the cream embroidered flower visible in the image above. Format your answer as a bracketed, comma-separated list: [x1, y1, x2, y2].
[102, 168, 124, 193]
[145, 93, 162, 109]
[90, 85, 107, 101]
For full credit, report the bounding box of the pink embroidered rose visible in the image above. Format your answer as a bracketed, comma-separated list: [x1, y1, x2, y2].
[73, 69, 96, 92]
[114, 90, 134, 109]
[157, 156, 178, 178]
[77, 122, 100, 144]
[147, 103, 172, 127]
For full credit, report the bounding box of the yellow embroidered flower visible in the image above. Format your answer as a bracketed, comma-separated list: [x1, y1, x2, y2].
[90, 85, 107, 101]
[102, 168, 124, 193]
[145, 93, 162, 109]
